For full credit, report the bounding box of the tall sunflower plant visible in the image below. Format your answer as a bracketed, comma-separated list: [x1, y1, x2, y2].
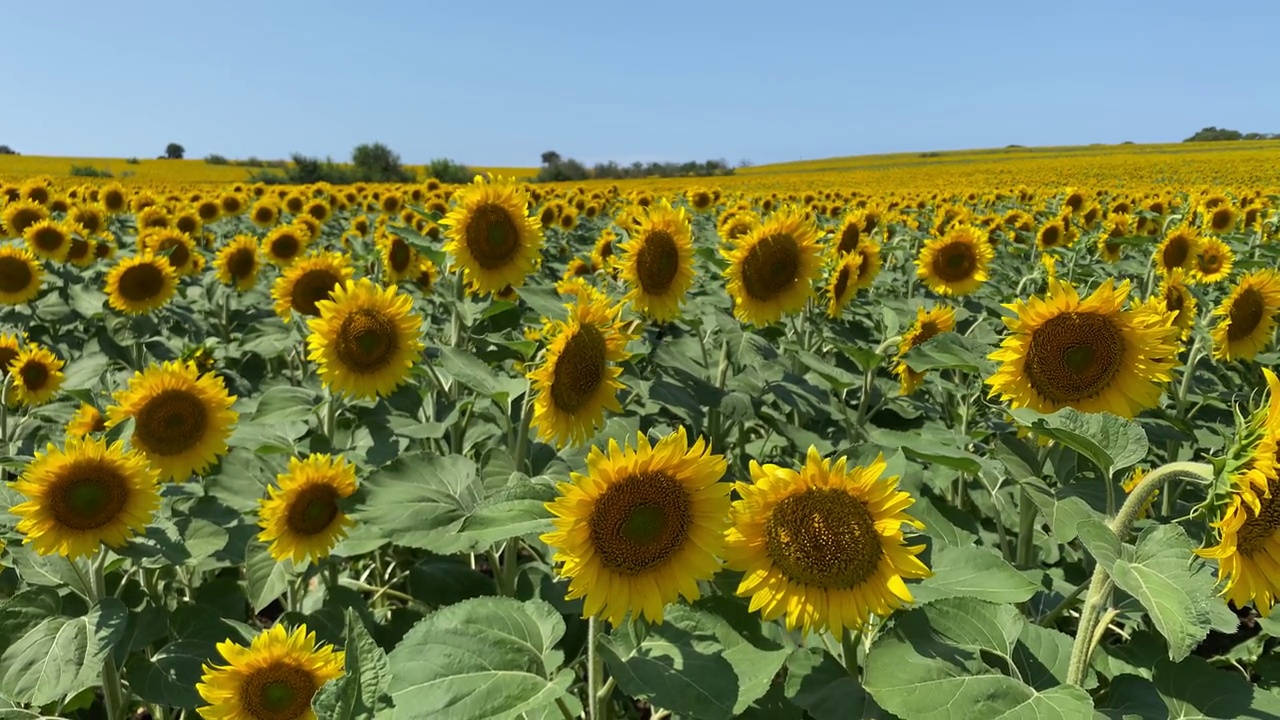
[2, 176, 1280, 719]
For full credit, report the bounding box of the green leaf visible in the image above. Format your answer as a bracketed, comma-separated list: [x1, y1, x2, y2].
[1075, 516, 1122, 570]
[863, 598, 1093, 720]
[383, 597, 571, 720]
[0, 598, 128, 706]
[901, 332, 994, 374]
[451, 475, 556, 549]
[599, 598, 792, 720]
[58, 351, 110, 392]
[354, 453, 477, 554]
[912, 546, 1039, 604]
[1101, 656, 1280, 719]
[245, 539, 300, 614]
[407, 559, 496, 607]
[437, 347, 496, 396]
[251, 385, 319, 424]
[1009, 407, 1147, 479]
[783, 648, 889, 719]
[1023, 480, 1102, 544]
[1011, 623, 1076, 690]
[869, 428, 985, 474]
[313, 608, 392, 719]
[1109, 524, 1219, 662]
[125, 640, 211, 710]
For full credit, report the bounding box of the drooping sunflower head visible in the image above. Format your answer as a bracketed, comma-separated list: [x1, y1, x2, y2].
[106, 361, 239, 482]
[271, 251, 354, 321]
[196, 623, 344, 720]
[724, 206, 824, 326]
[258, 454, 358, 564]
[1190, 236, 1235, 285]
[895, 305, 957, 395]
[104, 252, 178, 315]
[529, 295, 634, 448]
[916, 224, 995, 297]
[0, 245, 44, 306]
[8, 436, 161, 559]
[987, 278, 1181, 418]
[263, 226, 309, 267]
[1156, 227, 1199, 276]
[441, 176, 544, 296]
[214, 235, 262, 292]
[619, 199, 695, 322]
[8, 345, 65, 407]
[2, 199, 48, 238]
[825, 251, 862, 318]
[1211, 269, 1280, 362]
[541, 427, 731, 626]
[724, 448, 931, 639]
[306, 278, 425, 400]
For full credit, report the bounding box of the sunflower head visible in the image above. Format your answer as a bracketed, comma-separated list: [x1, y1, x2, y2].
[106, 361, 239, 482]
[987, 279, 1180, 418]
[1157, 227, 1199, 276]
[8, 436, 160, 559]
[825, 251, 863, 318]
[1206, 205, 1239, 235]
[22, 219, 72, 262]
[724, 448, 931, 639]
[258, 454, 358, 563]
[1211, 269, 1280, 361]
[215, 235, 262, 292]
[1190, 236, 1235, 285]
[724, 206, 823, 326]
[105, 253, 178, 315]
[271, 251, 354, 321]
[2, 200, 48, 238]
[895, 305, 957, 395]
[196, 623, 344, 720]
[306, 278, 425, 399]
[917, 225, 994, 297]
[263, 226, 309, 267]
[441, 176, 544, 296]
[619, 199, 695, 322]
[140, 228, 200, 276]
[541, 428, 730, 625]
[0, 245, 44, 305]
[8, 345, 65, 407]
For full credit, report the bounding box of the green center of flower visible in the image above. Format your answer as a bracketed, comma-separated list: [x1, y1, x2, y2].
[1063, 345, 1095, 374]
[589, 471, 692, 575]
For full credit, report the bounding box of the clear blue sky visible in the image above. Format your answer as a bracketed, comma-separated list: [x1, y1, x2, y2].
[7, 0, 1278, 167]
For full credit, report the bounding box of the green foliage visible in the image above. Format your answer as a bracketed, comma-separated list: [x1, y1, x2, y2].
[203, 154, 229, 165]
[534, 150, 735, 182]
[350, 142, 415, 183]
[424, 158, 473, 184]
[164, 142, 185, 159]
[1184, 126, 1279, 142]
[68, 165, 112, 178]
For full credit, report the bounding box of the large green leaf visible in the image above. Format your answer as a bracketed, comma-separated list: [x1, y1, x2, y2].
[1109, 524, 1219, 662]
[863, 598, 1093, 720]
[0, 598, 128, 706]
[1101, 656, 1280, 719]
[901, 332, 995, 375]
[1009, 408, 1147, 479]
[912, 546, 1038, 604]
[382, 597, 571, 720]
[125, 640, 211, 710]
[868, 428, 986, 474]
[245, 539, 300, 614]
[783, 648, 888, 719]
[599, 598, 792, 720]
[437, 347, 496, 396]
[313, 609, 392, 719]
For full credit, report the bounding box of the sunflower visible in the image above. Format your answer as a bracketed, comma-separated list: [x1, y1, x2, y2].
[218, 193, 245, 216]
[687, 188, 716, 213]
[0, 245, 43, 305]
[64, 229, 95, 267]
[724, 207, 823, 326]
[105, 253, 177, 315]
[529, 295, 633, 447]
[1036, 219, 1068, 250]
[412, 256, 439, 294]
[987, 279, 1180, 417]
[196, 623, 344, 720]
[306, 278, 424, 400]
[263, 226, 309, 267]
[215, 235, 262, 291]
[22, 219, 71, 262]
[832, 212, 866, 256]
[850, 241, 882, 291]
[618, 199, 695, 322]
[592, 228, 618, 271]
[894, 305, 957, 395]
[249, 200, 280, 228]
[541, 428, 730, 625]
[272, 251, 353, 321]
[0, 332, 22, 376]
[1157, 268, 1198, 341]
[174, 210, 202, 238]
[377, 232, 417, 283]
[723, 448, 931, 640]
[258, 454, 357, 563]
[66, 402, 107, 437]
[195, 199, 222, 224]
[825, 252, 862, 318]
[140, 228, 200, 276]
[69, 204, 106, 236]
[106, 361, 239, 482]
[917, 225, 994, 297]
[719, 213, 761, 246]
[8, 437, 160, 559]
[442, 176, 544, 295]
[1206, 205, 1239, 235]
[562, 257, 595, 281]
[2, 200, 47, 238]
[100, 184, 127, 214]
[1097, 214, 1131, 263]
[1156, 227, 1198, 276]
[1211, 270, 1280, 361]
[1190, 236, 1234, 284]
[8, 345, 65, 407]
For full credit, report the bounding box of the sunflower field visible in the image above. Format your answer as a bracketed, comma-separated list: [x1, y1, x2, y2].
[1, 150, 1279, 720]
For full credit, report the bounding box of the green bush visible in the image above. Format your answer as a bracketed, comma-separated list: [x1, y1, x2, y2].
[204, 154, 230, 165]
[69, 164, 113, 178]
[424, 158, 473, 184]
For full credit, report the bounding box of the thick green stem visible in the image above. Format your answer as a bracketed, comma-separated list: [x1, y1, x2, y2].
[86, 555, 126, 720]
[1065, 461, 1213, 685]
[0, 376, 11, 450]
[513, 381, 534, 475]
[840, 630, 862, 678]
[1016, 487, 1037, 568]
[587, 617, 601, 719]
[322, 388, 341, 448]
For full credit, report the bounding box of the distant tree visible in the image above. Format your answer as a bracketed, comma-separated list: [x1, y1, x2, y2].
[351, 142, 414, 182]
[737, 158, 754, 168]
[540, 151, 562, 166]
[165, 143, 185, 159]
[1184, 126, 1244, 142]
[0, 145, 17, 155]
[204, 154, 229, 165]
[424, 158, 473, 184]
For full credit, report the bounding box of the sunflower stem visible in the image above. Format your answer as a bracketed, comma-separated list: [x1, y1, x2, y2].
[1015, 487, 1037, 568]
[88, 554, 127, 720]
[587, 616, 602, 720]
[554, 697, 576, 720]
[1065, 461, 1214, 685]
[514, 381, 534, 476]
[323, 388, 341, 449]
[0, 375, 11, 450]
[840, 631, 862, 678]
